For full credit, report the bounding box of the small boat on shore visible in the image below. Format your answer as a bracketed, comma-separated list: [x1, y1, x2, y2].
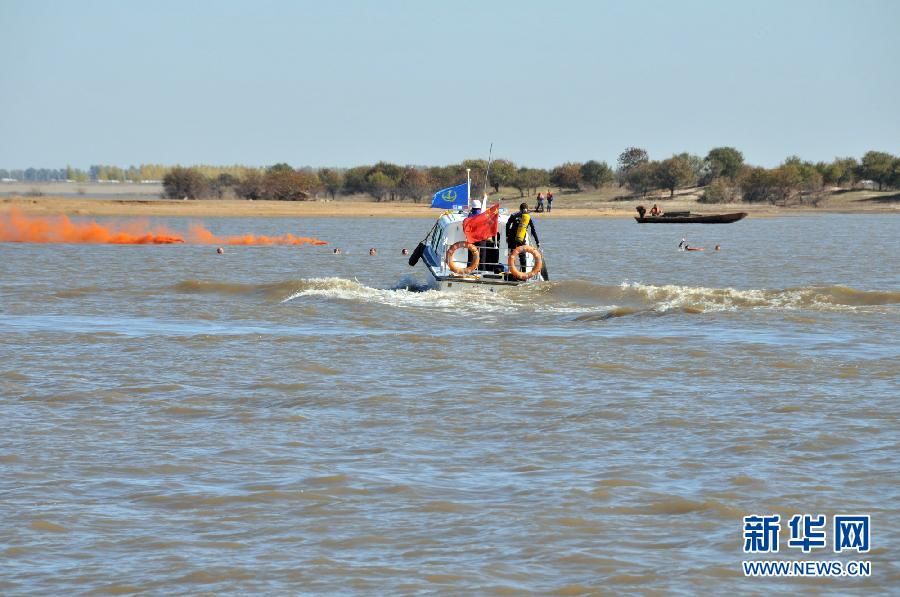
[635, 207, 747, 224]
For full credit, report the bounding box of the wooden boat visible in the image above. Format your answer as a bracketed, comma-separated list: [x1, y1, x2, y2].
[635, 209, 747, 224]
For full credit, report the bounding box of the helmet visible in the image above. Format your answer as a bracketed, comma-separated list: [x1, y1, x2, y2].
[471, 199, 482, 209]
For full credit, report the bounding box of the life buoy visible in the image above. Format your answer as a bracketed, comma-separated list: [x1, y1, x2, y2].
[508, 245, 543, 281]
[446, 241, 479, 274]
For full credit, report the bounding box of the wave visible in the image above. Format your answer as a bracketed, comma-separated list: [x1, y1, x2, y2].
[544, 281, 900, 314]
[172, 277, 898, 315]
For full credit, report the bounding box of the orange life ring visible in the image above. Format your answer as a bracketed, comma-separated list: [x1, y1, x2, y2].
[446, 241, 479, 274]
[508, 245, 543, 280]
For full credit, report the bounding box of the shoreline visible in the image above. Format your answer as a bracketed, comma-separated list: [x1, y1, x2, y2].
[1, 195, 897, 219]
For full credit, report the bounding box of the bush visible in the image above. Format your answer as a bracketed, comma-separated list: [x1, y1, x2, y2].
[163, 167, 208, 199]
[699, 178, 739, 203]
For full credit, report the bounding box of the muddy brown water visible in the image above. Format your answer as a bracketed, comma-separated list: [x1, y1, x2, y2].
[1, 214, 898, 593]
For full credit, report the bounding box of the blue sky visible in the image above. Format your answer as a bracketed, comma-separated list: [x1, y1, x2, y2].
[1, 0, 898, 169]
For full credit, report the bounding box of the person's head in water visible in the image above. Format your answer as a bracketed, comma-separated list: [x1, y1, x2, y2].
[401, 248, 409, 255]
[216, 247, 224, 254]
[369, 248, 377, 256]
[333, 248, 341, 254]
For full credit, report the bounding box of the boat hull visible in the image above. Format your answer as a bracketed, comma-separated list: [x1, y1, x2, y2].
[635, 212, 747, 224]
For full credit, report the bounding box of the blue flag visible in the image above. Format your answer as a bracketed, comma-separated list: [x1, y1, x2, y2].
[431, 182, 469, 209]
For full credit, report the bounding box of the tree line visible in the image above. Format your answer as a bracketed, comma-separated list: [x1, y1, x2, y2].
[3, 148, 898, 205]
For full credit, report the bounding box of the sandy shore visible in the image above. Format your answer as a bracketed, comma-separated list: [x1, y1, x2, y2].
[2, 191, 897, 219]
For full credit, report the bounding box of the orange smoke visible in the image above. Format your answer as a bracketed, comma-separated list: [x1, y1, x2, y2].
[188, 224, 328, 246]
[0, 209, 183, 244]
[0, 209, 327, 246]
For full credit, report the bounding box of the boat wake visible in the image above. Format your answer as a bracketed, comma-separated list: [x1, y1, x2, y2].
[535, 281, 900, 314]
[173, 277, 899, 316]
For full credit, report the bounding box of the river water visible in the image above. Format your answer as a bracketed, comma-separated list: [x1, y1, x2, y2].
[1, 214, 898, 593]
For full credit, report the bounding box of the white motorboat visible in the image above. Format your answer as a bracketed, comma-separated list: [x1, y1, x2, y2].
[407, 207, 548, 291]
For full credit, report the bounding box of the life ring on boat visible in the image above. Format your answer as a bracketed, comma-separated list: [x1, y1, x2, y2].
[446, 241, 479, 275]
[508, 245, 543, 281]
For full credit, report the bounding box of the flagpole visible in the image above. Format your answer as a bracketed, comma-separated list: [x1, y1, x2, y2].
[466, 168, 471, 210]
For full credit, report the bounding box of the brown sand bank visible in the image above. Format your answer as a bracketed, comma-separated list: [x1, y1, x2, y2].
[2, 190, 897, 219]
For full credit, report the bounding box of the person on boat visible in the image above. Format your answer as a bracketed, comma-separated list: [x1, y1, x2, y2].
[506, 202, 540, 272]
[467, 198, 483, 217]
[649, 204, 661, 217]
[636, 205, 646, 219]
[546, 189, 554, 212]
[535, 192, 545, 212]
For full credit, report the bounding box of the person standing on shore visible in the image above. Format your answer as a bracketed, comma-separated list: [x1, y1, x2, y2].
[546, 189, 554, 212]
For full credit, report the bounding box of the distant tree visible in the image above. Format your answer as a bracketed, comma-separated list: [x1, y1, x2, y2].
[655, 155, 696, 198]
[822, 157, 858, 188]
[366, 171, 395, 201]
[676, 152, 704, 185]
[163, 167, 209, 199]
[624, 161, 658, 196]
[139, 163, 168, 181]
[267, 162, 294, 174]
[549, 162, 583, 190]
[317, 168, 344, 200]
[366, 162, 402, 200]
[705, 147, 744, 182]
[235, 170, 265, 200]
[858, 151, 895, 190]
[740, 164, 803, 205]
[0, 169, 9, 179]
[264, 169, 318, 201]
[487, 159, 517, 193]
[579, 160, 614, 189]
[511, 168, 529, 197]
[398, 167, 431, 203]
[616, 147, 649, 183]
[343, 166, 371, 194]
[783, 156, 824, 193]
[771, 163, 804, 205]
[461, 159, 489, 195]
[526, 168, 550, 196]
[699, 178, 740, 203]
[210, 173, 238, 198]
[427, 165, 459, 190]
[891, 157, 900, 189]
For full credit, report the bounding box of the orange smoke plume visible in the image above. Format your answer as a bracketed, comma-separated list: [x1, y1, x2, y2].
[0, 209, 327, 246]
[0, 209, 183, 244]
[187, 223, 328, 246]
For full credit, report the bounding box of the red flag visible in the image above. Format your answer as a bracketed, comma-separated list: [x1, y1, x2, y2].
[463, 203, 500, 243]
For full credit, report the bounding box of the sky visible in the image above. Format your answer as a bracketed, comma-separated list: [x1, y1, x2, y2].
[1, 0, 898, 170]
